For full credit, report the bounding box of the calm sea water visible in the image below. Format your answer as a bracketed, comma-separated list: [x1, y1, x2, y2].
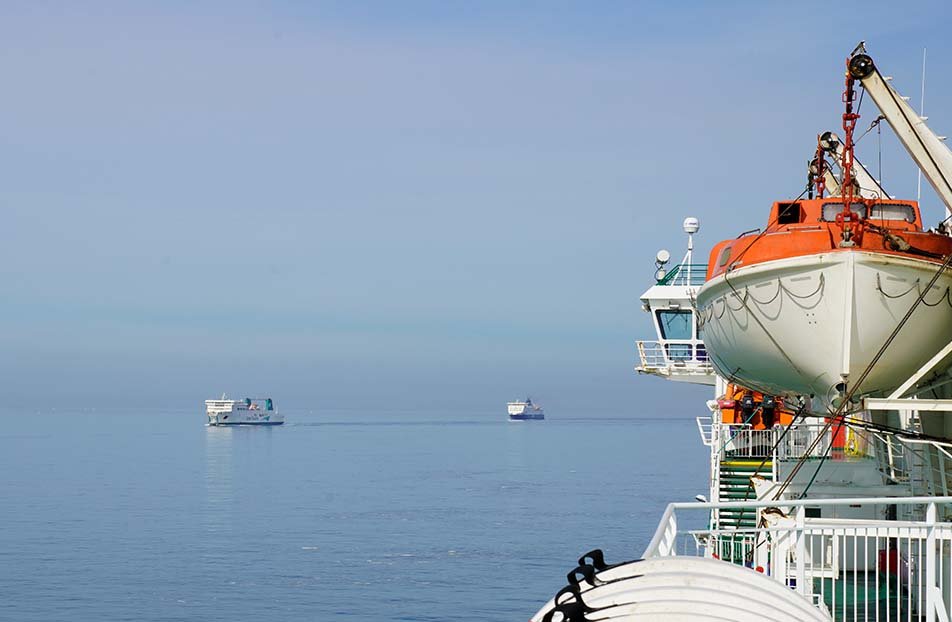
[1, 410, 706, 621]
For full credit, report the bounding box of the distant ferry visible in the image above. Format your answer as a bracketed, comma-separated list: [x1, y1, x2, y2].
[508, 398, 544, 421]
[205, 396, 284, 426]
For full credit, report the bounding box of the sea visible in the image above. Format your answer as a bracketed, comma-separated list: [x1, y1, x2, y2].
[1, 410, 707, 621]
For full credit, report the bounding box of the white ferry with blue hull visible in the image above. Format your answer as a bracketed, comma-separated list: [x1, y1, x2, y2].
[508, 398, 544, 421]
[205, 397, 284, 426]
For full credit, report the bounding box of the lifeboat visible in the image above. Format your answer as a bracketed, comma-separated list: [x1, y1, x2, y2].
[697, 51, 952, 405]
[697, 197, 952, 403]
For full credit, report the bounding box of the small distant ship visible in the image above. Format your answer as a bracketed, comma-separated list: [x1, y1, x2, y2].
[205, 396, 284, 426]
[508, 398, 544, 421]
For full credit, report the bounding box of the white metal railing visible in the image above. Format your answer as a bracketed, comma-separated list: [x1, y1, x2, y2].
[718, 421, 952, 462]
[869, 433, 952, 498]
[720, 424, 778, 458]
[711, 421, 952, 515]
[777, 422, 836, 460]
[636, 340, 713, 375]
[716, 421, 871, 461]
[909, 439, 952, 498]
[870, 431, 913, 486]
[644, 496, 952, 622]
[696, 416, 714, 447]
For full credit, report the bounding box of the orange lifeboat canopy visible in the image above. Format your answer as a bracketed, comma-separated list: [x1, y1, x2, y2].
[706, 198, 952, 280]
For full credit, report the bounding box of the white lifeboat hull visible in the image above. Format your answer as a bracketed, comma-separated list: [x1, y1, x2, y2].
[696, 250, 952, 402]
[530, 556, 829, 622]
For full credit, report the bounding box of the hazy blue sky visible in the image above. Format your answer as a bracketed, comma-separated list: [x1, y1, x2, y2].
[3, 2, 952, 412]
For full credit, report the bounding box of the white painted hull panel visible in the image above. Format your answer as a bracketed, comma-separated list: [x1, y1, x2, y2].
[696, 251, 952, 402]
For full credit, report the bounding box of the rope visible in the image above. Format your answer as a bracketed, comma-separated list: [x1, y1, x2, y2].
[701, 275, 827, 328]
[854, 114, 885, 144]
[782, 274, 826, 300]
[875, 273, 921, 298]
[746, 281, 783, 306]
[722, 273, 812, 388]
[875, 273, 952, 306]
[920, 288, 952, 308]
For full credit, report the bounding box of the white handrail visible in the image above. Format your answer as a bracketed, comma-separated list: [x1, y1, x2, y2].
[645, 496, 952, 621]
[695, 416, 713, 446]
[644, 496, 952, 557]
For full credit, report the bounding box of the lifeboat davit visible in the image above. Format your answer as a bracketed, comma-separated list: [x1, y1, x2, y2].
[697, 197, 952, 403]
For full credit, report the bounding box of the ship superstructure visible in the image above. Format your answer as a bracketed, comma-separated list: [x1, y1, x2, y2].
[635, 217, 714, 386]
[531, 45, 952, 622]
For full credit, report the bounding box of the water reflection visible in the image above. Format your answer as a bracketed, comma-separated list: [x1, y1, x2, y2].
[204, 426, 234, 535]
[505, 420, 531, 472]
[204, 425, 277, 534]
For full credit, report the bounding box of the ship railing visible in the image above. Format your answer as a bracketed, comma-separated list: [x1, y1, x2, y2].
[636, 340, 712, 375]
[910, 439, 952, 498]
[655, 263, 708, 287]
[715, 420, 886, 463]
[696, 416, 714, 447]
[720, 424, 778, 459]
[715, 422, 952, 509]
[868, 432, 952, 498]
[869, 431, 914, 486]
[769, 422, 952, 496]
[775, 422, 837, 461]
[644, 496, 952, 622]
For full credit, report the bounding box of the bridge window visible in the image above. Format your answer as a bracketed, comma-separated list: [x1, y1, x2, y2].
[656, 310, 693, 340]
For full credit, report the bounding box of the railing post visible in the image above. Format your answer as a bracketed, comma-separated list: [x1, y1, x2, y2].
[772, 426, 780, 480]
[663, 511, 678, 556]
[928, 501, 938, 622]
[940, 448, 949, 496]
[796, 505, 806, 595]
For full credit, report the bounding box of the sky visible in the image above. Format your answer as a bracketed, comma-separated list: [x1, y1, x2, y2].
[3, 1, 952, 413]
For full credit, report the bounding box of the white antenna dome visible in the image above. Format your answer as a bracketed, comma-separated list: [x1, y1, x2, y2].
[655, 249, 671, 264]
[683, 217, 700, 234]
